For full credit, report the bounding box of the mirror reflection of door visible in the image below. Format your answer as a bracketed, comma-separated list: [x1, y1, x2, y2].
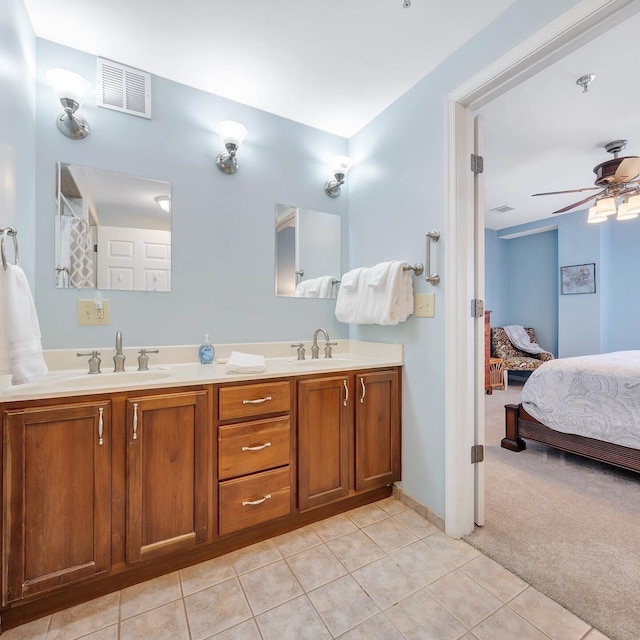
[55, 163, 171, 292]
[274, 203, 341, 298]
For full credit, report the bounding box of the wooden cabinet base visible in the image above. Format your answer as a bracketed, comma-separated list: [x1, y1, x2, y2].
[0, 485, 392, 633]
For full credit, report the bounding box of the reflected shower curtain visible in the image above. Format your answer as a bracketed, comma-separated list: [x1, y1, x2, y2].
[69, 218, 94, 288]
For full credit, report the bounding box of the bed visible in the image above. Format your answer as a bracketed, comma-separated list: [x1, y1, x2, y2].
[501, 350, 640, 473]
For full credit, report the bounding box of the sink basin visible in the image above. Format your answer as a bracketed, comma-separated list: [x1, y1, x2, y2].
[57, 370, 172, 388]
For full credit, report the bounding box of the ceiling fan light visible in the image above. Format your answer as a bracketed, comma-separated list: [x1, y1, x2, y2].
[625, 193, 640, 214]
[616, 202, 638, 221]
[595, 197, 617, 216]
[587, 206, 607, 224]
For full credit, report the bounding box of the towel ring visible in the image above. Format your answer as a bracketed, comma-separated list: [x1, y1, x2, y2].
[1, 227, 19, 270]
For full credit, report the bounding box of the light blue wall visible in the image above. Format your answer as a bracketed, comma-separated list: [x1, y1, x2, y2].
[347, 0, 581, 516]
[604, 220, 640, 351]
[34, 40, 350, 349]
[484, 229, 509, 326]
[506, 230, 558, 355]
[491, 207, 640, 358]
[0, 0, 36, 281]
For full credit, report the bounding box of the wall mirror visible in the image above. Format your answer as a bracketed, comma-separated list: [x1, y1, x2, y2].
[55, 162, 172, 291]
[275, 203, 341, 298]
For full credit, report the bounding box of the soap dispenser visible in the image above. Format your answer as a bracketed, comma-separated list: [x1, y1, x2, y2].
[199, 334, 215, 365]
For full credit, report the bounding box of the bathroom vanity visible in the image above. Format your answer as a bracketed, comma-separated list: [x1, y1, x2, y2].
[0, 341, 402, 630]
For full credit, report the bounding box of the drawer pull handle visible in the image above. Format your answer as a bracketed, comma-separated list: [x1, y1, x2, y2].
[132, 402, 138, 440]
[343, 379, 349, 407]
[242, 396, 272, 405]
[98, 407, 104, 446]
[242, 442, 272, 452]
[242, 494, 272, 506]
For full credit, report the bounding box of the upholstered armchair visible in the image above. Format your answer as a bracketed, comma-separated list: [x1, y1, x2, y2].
[490, 327, 554, 372]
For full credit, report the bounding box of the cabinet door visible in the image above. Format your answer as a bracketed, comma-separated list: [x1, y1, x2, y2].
[355, 370, 400, 492]
[126, 390, 211, 563]
[298, 375, 351, 510]
[3, 401, 111, 604]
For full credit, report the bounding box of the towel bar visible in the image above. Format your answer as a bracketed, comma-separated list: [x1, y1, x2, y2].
[424, 230, 440, 286]
[403, 263, 424, 276]
[0, 227, 19, 270]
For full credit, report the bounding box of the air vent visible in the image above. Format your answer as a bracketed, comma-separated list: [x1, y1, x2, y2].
[97, 58, 151, 119]
[490, 205, 515, 213]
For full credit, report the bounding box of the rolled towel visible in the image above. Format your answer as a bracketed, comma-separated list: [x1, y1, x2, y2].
[225, 351, 267, 374]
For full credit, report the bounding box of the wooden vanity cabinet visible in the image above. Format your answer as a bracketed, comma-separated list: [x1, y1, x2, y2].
[125, 389, 212, 563]
[355, 369, 400, 492]
[297, 375, 351, 510]
[217, 380, 293, 536]
[2, 401, 112, 604]
[297, 368, 401, 511]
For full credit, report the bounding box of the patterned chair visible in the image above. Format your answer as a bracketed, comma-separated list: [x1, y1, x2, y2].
[490, 327, 554, 373]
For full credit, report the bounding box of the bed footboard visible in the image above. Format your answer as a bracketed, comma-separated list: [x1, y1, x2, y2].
[501, 403, 526, 451]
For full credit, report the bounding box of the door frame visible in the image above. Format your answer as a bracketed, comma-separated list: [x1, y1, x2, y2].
[443, 0, 638, 538]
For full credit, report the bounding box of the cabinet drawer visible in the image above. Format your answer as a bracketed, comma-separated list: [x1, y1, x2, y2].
[219, 381, 290, 421]
[219, 416, 290, 480]
[219, 467, 291, 536]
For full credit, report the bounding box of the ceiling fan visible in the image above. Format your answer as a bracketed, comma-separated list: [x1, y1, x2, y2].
[532, 139, 640, 215]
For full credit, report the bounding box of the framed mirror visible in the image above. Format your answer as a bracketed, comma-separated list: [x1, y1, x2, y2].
[55, 163, 172, 291]
[275, 204, 341, 298]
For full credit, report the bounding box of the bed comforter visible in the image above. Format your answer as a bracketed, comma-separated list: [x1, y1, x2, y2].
[521, 350, 640, 449]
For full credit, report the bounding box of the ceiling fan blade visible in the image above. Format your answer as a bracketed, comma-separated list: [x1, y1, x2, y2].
[614, 157, 640, 183]
[532, 187, 600, 196]
[552, 191, 603, 214]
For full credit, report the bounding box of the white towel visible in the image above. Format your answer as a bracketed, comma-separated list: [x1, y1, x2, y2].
[1, 264, 48, 384]
[340, 267, 364, 290]
[335, 261, 413, 325]
[225, 351, 267, 374]
[295, 278, 320, 298]
[335, 268, 364, 322]
[317, 276, 336, 298]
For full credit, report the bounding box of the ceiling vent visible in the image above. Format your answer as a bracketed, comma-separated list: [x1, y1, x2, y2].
[490, 205, 515, 213]
[97, 58, 151, 119]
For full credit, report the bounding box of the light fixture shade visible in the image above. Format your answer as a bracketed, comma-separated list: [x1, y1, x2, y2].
[329, 155, 352, 177]
[155, 195, 171, 213]
[595, 197, 617, 216]
[46, 68, 90, 105]
[587, 206, 607, 224]
[216, 120, 248, 148]
[625, 193, 640, 214]
[616, 201, 638, 221]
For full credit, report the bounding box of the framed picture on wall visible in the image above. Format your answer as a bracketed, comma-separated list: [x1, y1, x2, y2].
[560, 263, 596, 295]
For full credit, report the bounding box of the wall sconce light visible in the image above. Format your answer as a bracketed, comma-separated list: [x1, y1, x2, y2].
[46, 68, 91, 140]
[154, 195, 171, 213]
[324, 155, 352, 198]
[216, 120, 248, 174]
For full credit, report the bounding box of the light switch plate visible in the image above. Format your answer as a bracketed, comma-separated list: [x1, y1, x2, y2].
[415, 293, 435, 318]
[77, 299, 110, 326]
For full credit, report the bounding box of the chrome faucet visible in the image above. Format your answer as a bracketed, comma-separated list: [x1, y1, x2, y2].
[113, 331, 126, 372]
[311, 328, 337, 359]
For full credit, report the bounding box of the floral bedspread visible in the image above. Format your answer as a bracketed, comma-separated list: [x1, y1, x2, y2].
[521, 351, 640, 449]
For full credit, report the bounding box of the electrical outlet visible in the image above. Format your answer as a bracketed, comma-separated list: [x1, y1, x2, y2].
[77, 299, 110, 326]
[415, 293, 435, 318]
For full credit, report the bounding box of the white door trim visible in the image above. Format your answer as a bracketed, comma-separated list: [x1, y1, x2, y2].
[444, 0, 638, 538]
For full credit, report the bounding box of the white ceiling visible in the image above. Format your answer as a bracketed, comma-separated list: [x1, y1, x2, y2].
[482, 7, 640, 230]
[23, 0, 516, 138]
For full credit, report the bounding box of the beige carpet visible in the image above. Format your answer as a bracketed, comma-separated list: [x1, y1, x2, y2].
[464, 380, 640, 640]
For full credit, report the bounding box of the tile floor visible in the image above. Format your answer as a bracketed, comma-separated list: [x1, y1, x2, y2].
[3, 497, 609, 640]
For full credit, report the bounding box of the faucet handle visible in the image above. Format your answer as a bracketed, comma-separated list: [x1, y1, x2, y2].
[77, 350, 101, 374]
[324, 342, 338, 359]
[291, 343, 306, 360]
[138, 348, 159, 371]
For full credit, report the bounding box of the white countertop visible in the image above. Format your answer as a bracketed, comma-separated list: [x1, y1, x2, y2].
[0, 340, 403, 402]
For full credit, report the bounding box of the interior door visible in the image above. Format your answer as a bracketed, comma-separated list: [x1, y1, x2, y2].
[474, 113, 486, 526]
